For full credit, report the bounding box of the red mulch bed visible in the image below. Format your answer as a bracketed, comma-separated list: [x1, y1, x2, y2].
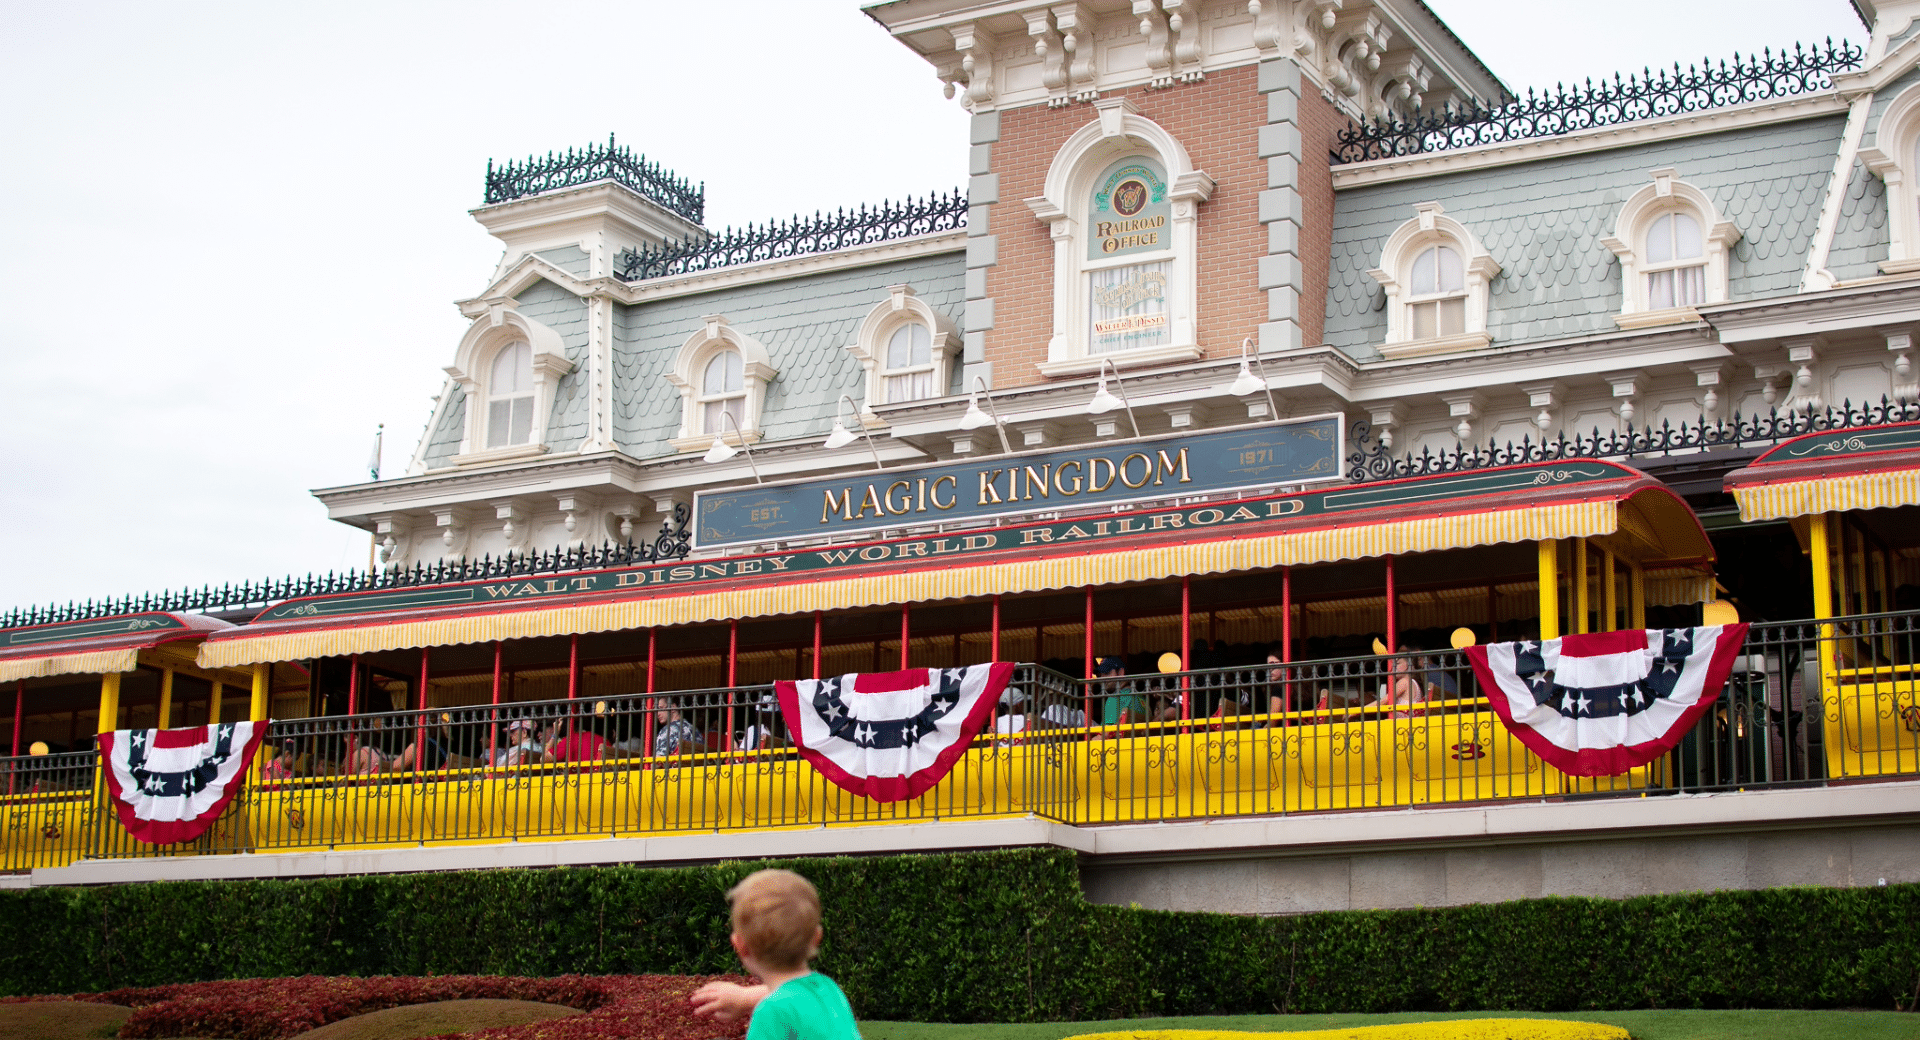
[3, 974, 749, 1040]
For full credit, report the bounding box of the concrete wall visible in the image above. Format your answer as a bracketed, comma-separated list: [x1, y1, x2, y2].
[1082, 820, 1916, 915]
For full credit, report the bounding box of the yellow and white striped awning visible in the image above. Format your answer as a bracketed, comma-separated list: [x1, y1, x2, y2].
[1731, 468, 1920, 522]
[198, 499, 1617, 669]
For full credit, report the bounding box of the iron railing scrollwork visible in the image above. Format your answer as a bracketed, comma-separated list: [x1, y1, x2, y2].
[1334, 39, 1864, 164]
[484, 134, 705, 224]
[1346, 397, 1920, 484]
[616, 189, 967, 282]
[0, 505, 694, 630]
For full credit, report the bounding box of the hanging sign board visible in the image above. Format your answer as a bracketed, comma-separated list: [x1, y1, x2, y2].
[692, 414, 1345, 550]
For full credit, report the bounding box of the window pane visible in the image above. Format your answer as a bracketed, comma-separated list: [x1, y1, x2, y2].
[487, 399, 511, 449]
[1675, 264, 1706, 307]
[509, 398, 533, 445]
[1647, 269, 1675, 310]
[1437, 247, 1464, 292]
[1410, 248, 1436, 295]
[910, 323, 930, 366]
[704, 351, 743, 395]
[1088, 261, 1169, 353]
[886, 325, 924, 370]
[491, 341, 530, 395]
[1672, 212, 1703, 259]
[1439, 297, 1465, 336]
[1646, 215, 1673, 264]
[1411, 300, 1436, 340]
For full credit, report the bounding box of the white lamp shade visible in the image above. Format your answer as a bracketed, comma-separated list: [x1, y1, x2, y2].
[702, 437, 738, 464]
[957, 398, 994, 430]
[1087, 387, 1122, 416]
[1228, 359, 1266, 397]
[823, 421, 858, 450]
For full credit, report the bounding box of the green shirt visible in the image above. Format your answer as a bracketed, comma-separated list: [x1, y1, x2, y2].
[1102, 685, 1148, 724]
[746, 971, 861, 1040]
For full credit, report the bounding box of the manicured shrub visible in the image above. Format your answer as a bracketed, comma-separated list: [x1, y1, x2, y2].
[0, 849, 1913, 1021]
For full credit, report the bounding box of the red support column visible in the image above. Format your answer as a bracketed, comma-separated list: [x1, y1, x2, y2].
[1385, 554, 1398, 652]
[726, 620, 738, 753]
[1083, 586, 1095, 731]
[414, 648, 430, 778]
[345, 654, 360, 773]
[812, 612, 822, 680]
[900, 603, 910, 670]
[1083, 588, 1096, 678]
[488, 640, 503, 771]
[1282, 568, 1293, 663]
[11, 682, 23, 758]
[991, 596, 1001, 661]
[1180, 576, 1192, 720]
[643, 627, 657, 761]
[567, 633, 580, 700]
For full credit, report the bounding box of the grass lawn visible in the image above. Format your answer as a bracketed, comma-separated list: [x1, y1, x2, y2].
[863, 1010, 1920, 1040]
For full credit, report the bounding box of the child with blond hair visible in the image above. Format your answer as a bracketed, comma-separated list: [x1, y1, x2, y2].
[690, 868, 860, 1039]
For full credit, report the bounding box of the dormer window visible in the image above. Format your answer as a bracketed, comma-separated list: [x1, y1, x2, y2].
[1602, 168, 1739, 328]
[700, 349, 745, 434]
[1643, 212, 1706, 310]
[847, 285, 960, 410]
[443, 308, 572, 467]
[1407, 245, 1466, 339]
[1368, 202, 1500, 360]
[666, 314, 777, 453]
[485, 341, 535, 448]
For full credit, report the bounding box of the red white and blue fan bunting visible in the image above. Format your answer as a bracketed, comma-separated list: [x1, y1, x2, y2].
[1465, 625, 1749, 777]
[775, 663, 1014, 802]
[99, 722, 267, 844]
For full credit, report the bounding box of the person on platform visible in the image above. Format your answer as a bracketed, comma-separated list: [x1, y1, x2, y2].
[1096, 656, 1148, 729]
[689, 868, 861, 1040]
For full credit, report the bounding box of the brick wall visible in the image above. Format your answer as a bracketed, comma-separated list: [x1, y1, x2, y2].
[987, 64, 1281, 388]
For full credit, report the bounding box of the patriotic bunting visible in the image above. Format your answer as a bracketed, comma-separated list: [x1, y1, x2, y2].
[1465, 626, 1749, 776]
[99, 722, 267, 844]
[775, 663, 1014, 802]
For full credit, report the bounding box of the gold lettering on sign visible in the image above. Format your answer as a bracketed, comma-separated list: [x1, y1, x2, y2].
[823, 488, 854, 523]
[1094, 215, 1167, 254]
[930, 475, 957, 509]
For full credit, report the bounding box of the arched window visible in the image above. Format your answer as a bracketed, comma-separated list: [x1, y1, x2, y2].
[847, 285, 960, 410]
[442, 308, 572, 467]
[1368, 202, 1500, 359]
[699, 349, 745, 434]
[665, 314, 777, 452]
[1026, 99, 1215, 376]
[485, 341, 534, 448]
[1407, 245, 1466, 339]
[1601, 168, 1739, 328]
[1856, 81, 1920, 278]
[1643, 212, 1705, 310]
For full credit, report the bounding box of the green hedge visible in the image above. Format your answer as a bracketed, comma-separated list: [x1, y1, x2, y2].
[0, 848, 1914, 1019]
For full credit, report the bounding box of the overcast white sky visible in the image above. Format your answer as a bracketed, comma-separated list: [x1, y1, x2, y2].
[0, 0, 1863, 613]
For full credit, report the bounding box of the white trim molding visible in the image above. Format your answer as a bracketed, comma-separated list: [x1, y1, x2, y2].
[1601, 168, 1741, 328]
[1859, 79, 1920, 275]
[1026, 98, 1215, 377]
[664, 314, 777, 452]
[1367, 202, 1500, 359]
[845, 284, 961, 410]
[444, 305, 573, 467]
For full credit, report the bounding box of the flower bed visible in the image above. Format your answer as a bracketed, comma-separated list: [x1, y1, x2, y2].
[3, 974, 747, 1040]
[1065, 1024, 1630, 1040]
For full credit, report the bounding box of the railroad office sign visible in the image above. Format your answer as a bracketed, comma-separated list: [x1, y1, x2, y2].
[693, 413, 1344, 550]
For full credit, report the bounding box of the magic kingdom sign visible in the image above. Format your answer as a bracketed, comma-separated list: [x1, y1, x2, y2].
[692, 415, 1346, 549]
